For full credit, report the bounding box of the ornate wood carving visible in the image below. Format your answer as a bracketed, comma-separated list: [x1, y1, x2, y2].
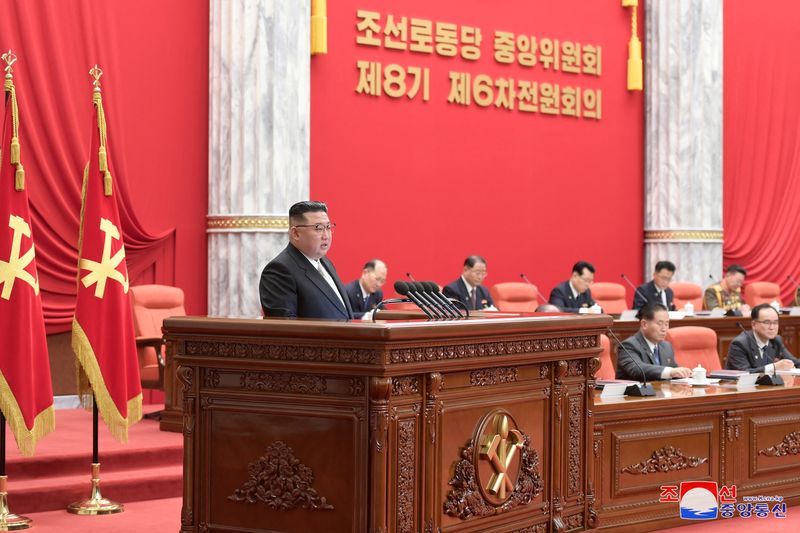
[240, 372, 327, 394]
[186, 340, 381, 364]
[392, 376, 420, 396]
[554, 360, 570, 383]
[586, 481, 598, 528]
[564, 513, 585, 529]
[621, 445, 708, 475]
[370, 377, 391, 453]
[539, 364, 550, 379]
[389, 335, 597, 364]
[567, 360, 585, 377]
[510, 525, 547, 533]
[397, 419, 416, 533]
[425, 373, 442, 445]
[568, 395, 582, 496]
[725, 411, 742, 442]
[349, 377, 365, 396]
[588, 356, 601, 379]
[177, 365, 194, 392]
[759, 431, 800, 457]
[443, 434, 544, 520]
[228, 441, 334, 511]
[470, 367, 519, 386]
[204, 369, 220, 388]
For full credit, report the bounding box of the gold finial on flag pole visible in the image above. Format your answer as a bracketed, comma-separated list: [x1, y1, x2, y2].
[89, 64, 103, 92]
[2, 50, 17, 79]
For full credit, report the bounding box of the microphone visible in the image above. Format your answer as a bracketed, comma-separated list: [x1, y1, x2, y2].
[394, 281, 435, 319]
[605, 328, 656, 396]
[736, 322, 783, 386]
[421, 281, 463, 318]
[409, 281, 449, 319]
[406, 272, 417, 282]
[620, 273, 650, 309]
[519, 273, 547, 304]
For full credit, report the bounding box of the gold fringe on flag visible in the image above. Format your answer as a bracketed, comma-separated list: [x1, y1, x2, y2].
[623, 0, 643, 91]
[0, 373, 55, 457]
[2, 51, 26, 190]
[311, 0, 328, 55]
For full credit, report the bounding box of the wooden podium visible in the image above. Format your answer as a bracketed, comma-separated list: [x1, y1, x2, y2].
[164, 314, 610, 533]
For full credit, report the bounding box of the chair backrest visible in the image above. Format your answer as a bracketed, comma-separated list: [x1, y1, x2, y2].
[591, 282, 627, 314]
[744, 281, 782, 307]
[669, 282, 703, 310]
[130, 284, 186, 388]
[665, 326, 721, 371]
[489, 282, 539, 313]
[596, 334, 616, 380]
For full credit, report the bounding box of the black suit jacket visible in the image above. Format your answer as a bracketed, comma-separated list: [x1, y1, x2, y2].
[259, 243, 353, 319]
[442, 278, 494, 311]
[725, 331, 800, 373]
[633, 280, 676, 311]
[549, 281, 595, 313]
[344, 280, 383, 319]
[616, 331, 679, 381]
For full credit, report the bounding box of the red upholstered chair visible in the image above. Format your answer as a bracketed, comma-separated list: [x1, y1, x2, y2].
[669, 282, 703, 310]
[744, 281, 782, 307]
[130, 285, 186, 402]
[590, 282, 628, 314]
[489, 282, 539, 312]
[665, 326, 721, 371]
[596, 334, 616, 380]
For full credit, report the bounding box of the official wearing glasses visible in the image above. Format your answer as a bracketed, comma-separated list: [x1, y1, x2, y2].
[259, 201, 353, 319]
[726, 303, 800, 373]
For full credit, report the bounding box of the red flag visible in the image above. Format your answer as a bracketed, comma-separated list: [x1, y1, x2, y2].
[72, 68, 141, 441]
[0, 60, 55, 456]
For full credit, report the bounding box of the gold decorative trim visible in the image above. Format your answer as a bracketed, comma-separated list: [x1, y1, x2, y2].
[206, 215, 289, 232]
[644, 230, 723, 242]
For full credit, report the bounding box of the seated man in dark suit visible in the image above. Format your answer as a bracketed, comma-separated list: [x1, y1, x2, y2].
[345, 259, 388, 319]
[442, 256, 496, 311]
[726, 303, 800, 373]
[633, 261, 677, 311]
[616, 303, 692, 381]
[549, 261, 598, 313]
[259, 201, 353, 319]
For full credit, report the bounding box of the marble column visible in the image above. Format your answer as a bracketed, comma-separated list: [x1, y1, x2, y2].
[643, 0, 723, 285]
[207, 0, 310, 317]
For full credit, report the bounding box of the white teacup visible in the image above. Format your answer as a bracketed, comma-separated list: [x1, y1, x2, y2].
[692, 364, 707, 382]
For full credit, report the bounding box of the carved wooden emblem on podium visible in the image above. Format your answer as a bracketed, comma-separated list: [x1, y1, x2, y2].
[444, 409, 544, 519]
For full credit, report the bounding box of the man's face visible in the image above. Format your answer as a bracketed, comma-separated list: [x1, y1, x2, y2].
[653, 268, 674, 290]
[571, 268, 594, 294]
[752, 306, 780, 341]
[290, 211, 332, 260]
[361, 262, 387, 294]
[642, 309, 670, 342]
[463, 261, 488, 287]
[725, 271, 745, 291]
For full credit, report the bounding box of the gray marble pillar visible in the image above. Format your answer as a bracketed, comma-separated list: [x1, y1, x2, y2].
[643, 0, 723, 285]
[207, 0, 310, 317]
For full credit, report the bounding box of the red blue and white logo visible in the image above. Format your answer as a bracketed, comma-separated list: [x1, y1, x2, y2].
[679, 481, 719, 520]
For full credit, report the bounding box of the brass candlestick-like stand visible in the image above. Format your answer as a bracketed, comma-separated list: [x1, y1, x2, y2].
[0, 412, 31, 531]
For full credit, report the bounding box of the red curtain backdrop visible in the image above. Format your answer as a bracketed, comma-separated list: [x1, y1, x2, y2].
[724, 0, 800, 304]
[311, 1, 644, 298]
[0, 0, 209, 333]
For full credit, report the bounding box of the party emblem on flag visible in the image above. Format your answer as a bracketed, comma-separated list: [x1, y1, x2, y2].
[0, 214, 39, 299]
[79, 217, 129, 297]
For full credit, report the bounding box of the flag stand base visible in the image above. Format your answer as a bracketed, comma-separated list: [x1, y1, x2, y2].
[67, 463, 124, 515]
[0, 476, 31, 531]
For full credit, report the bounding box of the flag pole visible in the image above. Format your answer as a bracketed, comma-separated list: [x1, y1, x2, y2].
[67, 65, 125, 515]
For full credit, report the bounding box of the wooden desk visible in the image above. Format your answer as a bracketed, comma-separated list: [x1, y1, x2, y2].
[593, 380, 800, 532]
[165, 314, 610, 533]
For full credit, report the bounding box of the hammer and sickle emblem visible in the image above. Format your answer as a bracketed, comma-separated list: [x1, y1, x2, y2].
[79, 217, 129, 298]
[479, 414, 523, 499]
[0, 214, 39, 300]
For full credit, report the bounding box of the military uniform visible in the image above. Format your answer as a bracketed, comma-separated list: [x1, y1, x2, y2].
[703, 283, 744, 311]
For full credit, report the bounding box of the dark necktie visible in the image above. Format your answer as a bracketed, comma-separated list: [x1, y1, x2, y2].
[470, 288, 477, 309]
[653, 344, 661, 365]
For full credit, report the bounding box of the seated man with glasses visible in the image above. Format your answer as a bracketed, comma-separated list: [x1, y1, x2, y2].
[726, 303, 800, 372]
[259, 201, 353, 319]
[345, 259, 388, 319]
[442, 256, 496, 311]
[549, 261, 599, 313]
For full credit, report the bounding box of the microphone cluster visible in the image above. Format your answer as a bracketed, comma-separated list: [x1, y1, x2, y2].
[393, 280, 467, 320]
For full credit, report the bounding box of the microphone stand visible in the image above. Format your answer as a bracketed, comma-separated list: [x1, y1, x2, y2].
[736, 322, 784, 386]
[621, 273, 654, 309]
[423, 282, 465, 319]
[520, 273, 548, 304]
[606, 328, 656, 396]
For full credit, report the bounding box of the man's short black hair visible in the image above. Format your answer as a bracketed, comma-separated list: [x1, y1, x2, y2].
[363, 259, 380, 270]
[289, 201, 328, 222]
[638, 302, 668, 321]
[751, 303, 778, 320]
[654, 261, 676, 273]
[464, 255, 487, 268]
[572, 261, 595, 276]
[726, 264, 747, 276]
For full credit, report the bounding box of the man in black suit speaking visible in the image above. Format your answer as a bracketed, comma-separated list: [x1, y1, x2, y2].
[345, 259, 387, 319]
[259, 201, 353, 319]
[443, 256, 496, 311]
[726, 303, 800, 373]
